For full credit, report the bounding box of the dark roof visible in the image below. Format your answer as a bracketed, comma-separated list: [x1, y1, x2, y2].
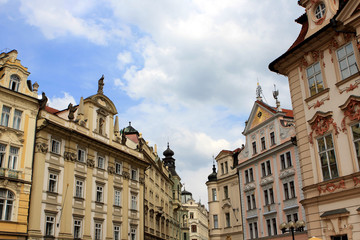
[207, 164, 217, 182]
[123, 122, 139, 135]
[320, 208, 349, 217]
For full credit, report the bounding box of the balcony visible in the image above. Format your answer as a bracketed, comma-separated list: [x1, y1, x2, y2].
[0, 168, 20, 179]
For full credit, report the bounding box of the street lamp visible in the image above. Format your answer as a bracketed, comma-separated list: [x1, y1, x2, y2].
[280, 220, 306, 240]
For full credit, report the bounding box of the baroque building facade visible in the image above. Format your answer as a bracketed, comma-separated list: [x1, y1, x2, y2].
[206, 148, 243, 240]
[236, 91, 307, 240]
[144, 143, 187, 240]
[27, 78, 149, 240]
[181, 189, 209, 240]
[0, 50, 39, 239]
[270, 0, 360, 239]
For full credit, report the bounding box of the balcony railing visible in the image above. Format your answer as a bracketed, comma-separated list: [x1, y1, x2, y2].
[0, 168, 20, 179]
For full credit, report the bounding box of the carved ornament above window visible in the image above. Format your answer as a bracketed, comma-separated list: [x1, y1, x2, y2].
[339, 96, 360, 132]
[308, 111, 339, 144]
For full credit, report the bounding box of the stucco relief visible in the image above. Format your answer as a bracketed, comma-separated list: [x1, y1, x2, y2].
[260, 176, 274, 186]
[244, 183, 256, 192]
[107, 166, 115, 174]
[339, 97, 360, 132]
[308, 112, 339, 144]
[338, 79, 360, 94]
[123, 171, 130, 179]
[318, 180, 346, 194]
[35, 142, 48, 153]
[323, 217, 353, 240]
[0, 127, 25, 144]
[279, 168, 295, 180]
[86, 158, 95, 168]
[64, 151, 76, 162]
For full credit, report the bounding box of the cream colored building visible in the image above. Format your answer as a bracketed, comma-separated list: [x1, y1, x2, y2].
[206, 148, 243, 240]
[237, 93, 307, 240]
[27, 77, 148, 240]
[144, 142, 185, 240]
[270, 0, 360, 239]
[181, 189, 209, 240]
[0, 50, 39, 239]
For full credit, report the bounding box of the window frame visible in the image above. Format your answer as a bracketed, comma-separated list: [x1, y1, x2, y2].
[131, 194, 137, 210]
[48, 172, 58, 193]
[73, 219, 82, 239]
[77, 148, 86, 162]
[114, 188, 121, 207]
[213, 214, 218, 229]
[9, 75, 20, 92]
[115, 161, 122, 175]
[261, 137, 266, 151]
[51, 138, 61, 154]
[131, 168, 138, 181]
[97, 156, 105, 169]
[75, 179, 84, 198]
[12, 109, 22, 130]
[0, 189, 14, 221]
[270, 132, 276, 146]
[306, 61, 324, 97]
[8, 146, 19, 170]
[94, 222, 102, 240]
[1, 106, 11, 127]
[351, 122, 360, 169]
[0, 144, 5, 168]
[96, 185, 104, 203]
[317, 134, 339, 181]
[114, 224, 121, 240]
[45, 215, 56, 236]
[336, 42, 359, 80]
[212, 188, 217, 201]
[223, 186, 228, 199]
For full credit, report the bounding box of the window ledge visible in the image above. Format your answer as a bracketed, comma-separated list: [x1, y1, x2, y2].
[46, 191, 58, 196]
[304, 88, 330, 103]
[335, 71, 360, 87]
[74, 196, 84, 201]
[113, 205, 122, 208]
[95, 201, 104, 205]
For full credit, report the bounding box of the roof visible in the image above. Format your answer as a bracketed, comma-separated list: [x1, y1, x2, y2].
[256, 100, 293, 118]
[320, 208, 349, 217]
[45, 106, 60, 114]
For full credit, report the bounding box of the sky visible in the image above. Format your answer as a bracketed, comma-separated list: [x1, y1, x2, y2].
[1, 0, 305, 207]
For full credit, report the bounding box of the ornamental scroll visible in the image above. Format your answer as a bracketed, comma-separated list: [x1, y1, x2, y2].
[308, 112, 339, 144]
[339, 97, 360, 132]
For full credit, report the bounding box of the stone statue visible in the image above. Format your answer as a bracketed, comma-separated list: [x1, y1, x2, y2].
[39, 92, 48, 109]
[67, 103, 77, 121]
[98, 75, 104, 94]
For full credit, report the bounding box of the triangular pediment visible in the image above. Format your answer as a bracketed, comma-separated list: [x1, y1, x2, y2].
[215, 150, 233, 160]
[243, 101, 276, 134]
[336, 1, 360, 25]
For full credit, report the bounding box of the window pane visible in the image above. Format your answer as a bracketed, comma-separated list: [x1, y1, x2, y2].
[318, 138, 325, 152]
[325, 135, 333, 149]
[337, 48, 345, 59]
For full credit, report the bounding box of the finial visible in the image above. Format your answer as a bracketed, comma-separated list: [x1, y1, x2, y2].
[273, 84, 281, 111]
[97, 75, 104, 94]
[129, 121, 131, 126]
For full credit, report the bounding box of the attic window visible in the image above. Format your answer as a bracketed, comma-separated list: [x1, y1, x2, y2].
[315, 3, 326, 19]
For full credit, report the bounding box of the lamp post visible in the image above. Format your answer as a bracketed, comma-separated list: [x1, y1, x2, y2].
[279, 220, 306, 240]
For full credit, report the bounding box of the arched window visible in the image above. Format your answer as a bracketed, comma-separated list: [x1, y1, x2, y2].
[9, 75, 20, 92]
[0, 189, 14, 221]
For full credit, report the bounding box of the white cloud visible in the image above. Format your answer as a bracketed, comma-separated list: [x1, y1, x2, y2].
[47, 92, 77, 110]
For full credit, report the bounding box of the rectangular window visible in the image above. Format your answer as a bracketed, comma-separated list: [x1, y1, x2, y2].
[75, 179, 84, 198]
[97, 156, 105, 169]
[0, 144, 5, 168]
[267, 219, 272, 236]
[213, 215, 218, 229]
[74, 219, 82, 239]
[337, 42, 359, 80]
[131, 169, 137, 180]
[251, 194, 256, 209]
[249, 222, 258, 239]
[131, 194, 137, 210]
[95, 222, 102, 240]
[225, 161, 228, 173]
[283, 181, 296, 200]
[290, 181, 296, 198]
[96, 185, 103, 202]
[51, 139, 60, 154]
[284, 183, 289, 200]
[245, 168, 254, 183]
[190, 212, 194, 219]
[264, 188, 274, 205]
[221, 163, 224, 175]
[224, 186, 228, 199]
[48, 173, 58, 193]
[270, 132, 275, 146]
[8, 147, 18, 169]
[1, 106, 10, 127]
[130, 227, 136, 240]
[114, 189, 121, 206]
[225, 212, 230, 227]
[272, 218, 277, 235]
[317, 134, 339, 180]
[280, 152, 292, 169]
[261, 137, 266, 150]
[249, 168, 254, 182]
[267, 160, 272, 175]
[247, 195, 252, 210]
[252, 141, 257, 155]
[12, 109, 22, 130]
[114, 225, 120, 240]
[307, 62, 324, 96]
[45, 216, 55, 236]
[351, 122, 360, 169]
[77, 148, 85, 162]
[191, 225, 197, 232]
[261, 160, 272, 177]
[286, 152, 292, 167]
[212, 188, 217, 201]
[115, 161, 122, 174]
[261, 162, 266, 177]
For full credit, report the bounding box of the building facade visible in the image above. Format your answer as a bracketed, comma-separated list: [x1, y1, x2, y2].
[144, 142, 185, 240]
[237, 92, 307, 240]
[206, 148, 243, 240]
[270, 0, 360, 239]
[0, 50, 39, 239]
[181, 189, 209, 240]
[27, 77, 148, 240]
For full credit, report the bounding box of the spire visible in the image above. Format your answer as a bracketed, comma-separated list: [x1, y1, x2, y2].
[256, 81, 262, 101]
[208, 157, 217, 182]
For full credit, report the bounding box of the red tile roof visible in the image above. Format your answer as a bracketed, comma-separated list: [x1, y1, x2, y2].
[44, 106, 59, 114]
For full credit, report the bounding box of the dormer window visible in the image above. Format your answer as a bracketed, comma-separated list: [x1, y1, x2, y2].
[315, 3, 326, 19]
[9, 75, 20, 92]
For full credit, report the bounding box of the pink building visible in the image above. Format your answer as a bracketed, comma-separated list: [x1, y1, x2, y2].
[237, 88, 307, 240]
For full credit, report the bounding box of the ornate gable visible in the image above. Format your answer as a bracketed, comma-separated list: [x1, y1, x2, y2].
[243, 101, 275, 134]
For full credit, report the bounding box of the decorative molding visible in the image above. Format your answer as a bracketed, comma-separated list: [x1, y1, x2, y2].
[64, 151, 76, 162]
[279, 168, 295, 180]
[123, 171, 130, 180]
[244, 183, 256, 192]
[308, 112, 339, 144]
[107, 166, 115, 175]
[139, 177, 145, 184]
[339, 96, 360, 132]
[86, 158, 95, 168]
[317, 180, 346, 194]
[35, 142, 48, 153]
[354, 177, 360, 186]
[308, 95, 330, 109]
[260, 176, 274, 186]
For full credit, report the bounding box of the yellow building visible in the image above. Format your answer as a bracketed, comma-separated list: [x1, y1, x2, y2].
[143, 143, 186, 240]
[270, 0, 360, 239]
[0, 50, 39, 239]
[27, 77, 148, 240]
